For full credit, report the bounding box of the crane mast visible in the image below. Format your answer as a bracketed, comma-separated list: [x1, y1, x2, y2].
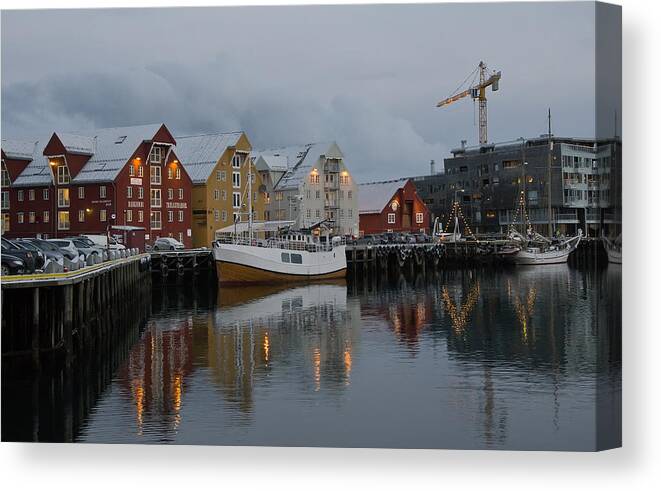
[436, 61, 501, 146]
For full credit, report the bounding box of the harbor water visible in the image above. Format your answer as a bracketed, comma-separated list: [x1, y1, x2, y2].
[2, 264, 621, 450]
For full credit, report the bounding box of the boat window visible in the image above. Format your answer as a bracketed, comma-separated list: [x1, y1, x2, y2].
[291, 253, 303, 264]
[281, 252, 290, 263]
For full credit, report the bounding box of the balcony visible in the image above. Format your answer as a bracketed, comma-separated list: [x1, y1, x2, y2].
[324, 162, 340, 173]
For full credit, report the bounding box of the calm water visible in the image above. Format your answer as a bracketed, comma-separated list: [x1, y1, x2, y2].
[3, 265, 622, 450]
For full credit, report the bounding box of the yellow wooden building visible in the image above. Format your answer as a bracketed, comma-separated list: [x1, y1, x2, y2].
[175, 132, 266, 248]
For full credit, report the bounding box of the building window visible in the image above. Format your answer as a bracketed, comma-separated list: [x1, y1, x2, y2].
[175, 168, 181, 180]
[43, 211, 49, 223]
[315, 209, 320, 218]
[275, 192, 283, 201]
[306, 209, 311, 219]
[138, 187, 144, 199]
[2, 213, 9, 232]
[18, 190, 24, 201]
[306, 190, 311, 199]
[216, 170, 222, 181]
[78, 186, 85, 199]
[387, 213, 396, 224]
[1, 191, 9, 209]
[168, 188, 173, 200]
[100, 209, 107, 222]
[348, 209, 353, 218]
[416, 212, 424, 224]
[43, 189, 49, 200]
[99, 185, 106, 198]
[29, 211, 35, 223]
[57, 165, 70, 185]
[0, 165, 10, 187]
[232, 171, 241, 188]
[168, 167, 173, 180]
[221, 189, 227, 201]
[315, 190, 320, 199]
[221, 210, 227, 222]
[129, 165, 135, 177]
[138, 166, 144, 178]
[214, 209, 220, 221]
[150, 165, 161, 185]
[78, 209, 85, 222]
[232, 192, 241, 209]
[127, 186, 133, 198]
[178, 188, 183, 200]
[28, 189, 35, 201]
[178, 210, 183, 222]
[150, 189, 161, 208]
[17, 212, 24, 224]
[310, 173, 320, 184]
[151, 211, 162, 229]
[126, 209, 133, 222]
[168, 210, 174, 222]
[232, 153, 243, 168]
[57, 211, 70, 230]
[150, 146, 162, 164]
[58, 188, 70, 208]
[214, 189, 220, 200]
[138, 210, 144, 223]
[340, 174, 350, 185]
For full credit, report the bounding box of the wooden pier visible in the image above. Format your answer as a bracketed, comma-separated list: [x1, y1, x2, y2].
[149, 249, 214, 279]
[1, 254, 152, 372]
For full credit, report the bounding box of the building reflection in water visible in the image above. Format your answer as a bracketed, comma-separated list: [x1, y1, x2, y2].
[75, 265, 620, 449]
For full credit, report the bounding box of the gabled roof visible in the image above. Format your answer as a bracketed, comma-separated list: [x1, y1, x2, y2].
[7, 124, 168, 186]
[260, 141, 342, 191]
[174, 132, 243, 184]
[358, 178, 410, 214]
[71, 124, 165, 183]
[1, 138, 39, 161]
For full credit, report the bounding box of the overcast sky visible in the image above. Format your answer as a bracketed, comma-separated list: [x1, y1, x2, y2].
[1, 2, 619, 181]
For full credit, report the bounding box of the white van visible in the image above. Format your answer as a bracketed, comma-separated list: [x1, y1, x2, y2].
[81, 234, 127, 250]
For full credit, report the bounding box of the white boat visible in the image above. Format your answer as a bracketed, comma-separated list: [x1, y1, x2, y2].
[213, 222, 347, 284]
[509, 232, 582, 265]
[602, 233, 622, 264]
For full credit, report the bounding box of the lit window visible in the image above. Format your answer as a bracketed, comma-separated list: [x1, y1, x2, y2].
[29, 211, 35, 223]
[58, 188, 70, 207]
[100, 209, 107, 222]
[17, 212, 24, 223]
[57, 211, 70, 230]
[126, 210, 133, 222]
[43, 211, 49, 223]
[168, 167, 173, 180]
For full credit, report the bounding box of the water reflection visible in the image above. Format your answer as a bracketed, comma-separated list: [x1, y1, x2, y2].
[66, 266, 622, 449]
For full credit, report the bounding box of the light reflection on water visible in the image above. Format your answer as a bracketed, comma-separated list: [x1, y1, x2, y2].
[77, 265, 621, 450]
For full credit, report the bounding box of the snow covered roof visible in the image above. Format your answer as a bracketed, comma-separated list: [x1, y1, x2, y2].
[8, 124, 166, 186]
[358, 178, 409, 214]
[260, 141, 342, 191]
[1, 138, 39, 160]
[6, 138, 53, 186]
[72, 124, 164, 183]
[175, 132, 243, 184]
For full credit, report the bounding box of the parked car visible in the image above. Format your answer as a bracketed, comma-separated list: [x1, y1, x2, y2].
[81, 234, 126, 250]
[16, 239, 64, 273]
[9, 240, 46, 270]
[26, 238, 79, 271]
[1, 238, 36, 273]
[414, 233, 431, 243]
[1, 253, 27, 276]
[20, 237, 64, 273]
[153, 237, 185, 251]
[57, 238, 104, 264]
[69, 236, 109, 260]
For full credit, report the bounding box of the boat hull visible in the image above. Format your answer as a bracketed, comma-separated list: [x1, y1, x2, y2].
[510, 249, 572, 265]
[214, 242, 347, 284]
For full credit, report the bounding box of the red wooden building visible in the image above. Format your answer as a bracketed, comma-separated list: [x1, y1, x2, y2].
[358, 178, 431, 236]
[1, 123, 193, 249]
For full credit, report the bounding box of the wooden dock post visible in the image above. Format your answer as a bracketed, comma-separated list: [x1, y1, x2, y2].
[31, 287, 40, 371]
[63, 284, 73, 367]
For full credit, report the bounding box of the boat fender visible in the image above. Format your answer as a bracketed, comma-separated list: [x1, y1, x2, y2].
[160, 262, 169, 277]
[177, 261, 185, 276]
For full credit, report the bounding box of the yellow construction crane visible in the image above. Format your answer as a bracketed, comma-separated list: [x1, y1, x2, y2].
[436, 61, 501, 146]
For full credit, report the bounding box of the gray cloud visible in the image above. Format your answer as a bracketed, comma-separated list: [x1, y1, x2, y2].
[1, 3, 615, 182]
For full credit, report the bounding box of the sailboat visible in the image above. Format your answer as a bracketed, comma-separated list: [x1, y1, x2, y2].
[433, 199, 475, 243]
[508, 110, 582, 265]
[602, 232, 622, 264]
[212, 158, 347, 284]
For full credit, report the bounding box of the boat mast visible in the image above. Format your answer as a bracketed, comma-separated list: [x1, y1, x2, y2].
[247, 153, 253, 243]
[547, 108, 553, 238]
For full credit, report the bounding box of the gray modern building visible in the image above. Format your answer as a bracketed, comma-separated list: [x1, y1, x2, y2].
[412, 136, 621, 237]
